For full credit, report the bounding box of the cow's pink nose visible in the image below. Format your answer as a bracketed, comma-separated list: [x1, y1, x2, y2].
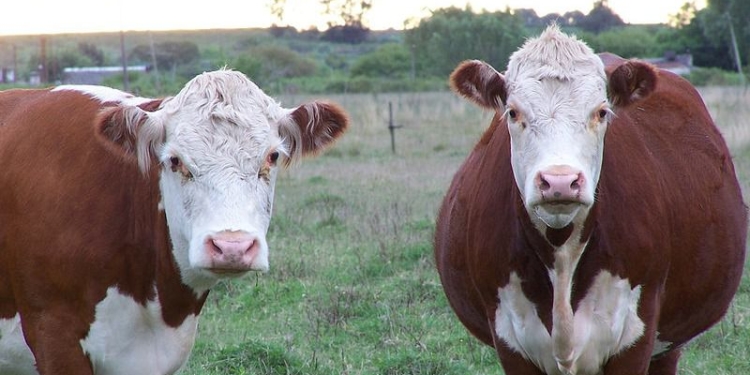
[537, 170, 584, 202]
[205, 232, 259, 272]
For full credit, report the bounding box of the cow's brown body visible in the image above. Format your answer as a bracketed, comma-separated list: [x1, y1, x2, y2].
[435, 52, 747, 374]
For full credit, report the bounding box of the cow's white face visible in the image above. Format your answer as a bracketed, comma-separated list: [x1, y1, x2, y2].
[449, 26, 625, 231]
[156, 84, 283, 289]
[96, 70, 348, 292]
[503, 47, 610, 229]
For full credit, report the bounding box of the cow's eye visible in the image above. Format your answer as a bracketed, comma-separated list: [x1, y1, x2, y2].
[507, 109, 517, 120]
[598, 109, 609, 120]
[169, 156, 193, 180]
[268, 151, 280, 165]
[169, 156, 180, 170]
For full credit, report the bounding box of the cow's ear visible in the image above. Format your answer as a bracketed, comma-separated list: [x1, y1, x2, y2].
[95, 102, 165, 173]
[449, 60, 507, 109]
[278, 101, 348, 167]
[607, 60, 658, 107]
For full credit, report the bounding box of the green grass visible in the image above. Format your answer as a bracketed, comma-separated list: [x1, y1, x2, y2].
[181, 89, 750, 375]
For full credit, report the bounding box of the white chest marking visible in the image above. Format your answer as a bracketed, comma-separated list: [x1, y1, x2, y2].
[80, 287, 198, 375]
[0, 314, 37, 375]
[0, 288, 198, 375]
[495, 268, 644, 375]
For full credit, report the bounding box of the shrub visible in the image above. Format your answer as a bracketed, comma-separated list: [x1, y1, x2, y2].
[350, 43, 412, 79]
[686, 67, 747, 86]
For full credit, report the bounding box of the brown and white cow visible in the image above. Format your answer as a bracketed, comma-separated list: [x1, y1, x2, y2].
[0, 69, 347, 374]
[435, 25, 747, 375]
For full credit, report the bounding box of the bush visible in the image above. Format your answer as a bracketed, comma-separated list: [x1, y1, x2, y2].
[686, 67, 748, 86]
[583, 26, 662, 58]
[272, 76, 447, 94]
[229, 45, 318, 88]
[350, 44, 412, 79]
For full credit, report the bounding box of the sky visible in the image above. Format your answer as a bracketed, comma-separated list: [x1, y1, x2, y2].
[0, 0, 705, 36]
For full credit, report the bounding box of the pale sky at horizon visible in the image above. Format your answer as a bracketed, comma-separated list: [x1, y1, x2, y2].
[0, 0, 705, 36]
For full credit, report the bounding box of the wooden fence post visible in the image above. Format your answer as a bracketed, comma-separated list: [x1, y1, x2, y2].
[388, 102, 403, 154]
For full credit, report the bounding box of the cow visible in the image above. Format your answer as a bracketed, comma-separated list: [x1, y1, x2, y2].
[434, 25, 747, 375]
[0, 69, 348, 374]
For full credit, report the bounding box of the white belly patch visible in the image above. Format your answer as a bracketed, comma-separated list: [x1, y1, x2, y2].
[0, 287, 198, 375]
[80, 287, 199, 375]
[495, 271, 644, 375]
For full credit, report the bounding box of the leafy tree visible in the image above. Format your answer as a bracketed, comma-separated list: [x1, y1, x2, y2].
[661, 9, 730, 69]
[267, 0, 287, 25]
[321, 0, 371, 28]
[404, 6, 527, 78]
[77, 43, 105, 66]
[267, 0, 297, 38]
[669, 1, 699, 27]
[667, 0, 746, 70]
[350, 43, 411, 79]
[320, 0, 372, 43]
[561, 11, 586, 27]
[578, 1, 624, 33]
[700, 0, 749, 72]
[584, 26, 662, 58]
[321, 25, 369, 44]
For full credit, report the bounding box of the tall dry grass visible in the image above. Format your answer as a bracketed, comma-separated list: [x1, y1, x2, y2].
[698, 86, 750, 196]
[698, 86, 750, 152]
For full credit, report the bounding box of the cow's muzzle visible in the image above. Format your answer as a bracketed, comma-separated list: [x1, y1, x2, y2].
[204, 231, 261, 274]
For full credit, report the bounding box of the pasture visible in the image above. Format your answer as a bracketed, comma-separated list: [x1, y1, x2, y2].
[182, 87, 750, 375]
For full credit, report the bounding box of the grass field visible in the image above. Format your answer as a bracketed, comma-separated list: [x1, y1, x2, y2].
[181, 87, 750, 375]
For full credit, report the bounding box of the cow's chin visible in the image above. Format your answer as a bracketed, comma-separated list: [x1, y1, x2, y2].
[533, 203, 582, 229]
[203, 260, 270, 278]
[207, 267, 253, 277]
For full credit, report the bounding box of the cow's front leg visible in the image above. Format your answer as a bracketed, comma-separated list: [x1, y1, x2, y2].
[22, 312, 94, 375]
[647, 350, 680, 375]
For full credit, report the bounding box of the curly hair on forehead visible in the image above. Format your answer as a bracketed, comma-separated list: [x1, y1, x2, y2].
[506, 24, 605, 82]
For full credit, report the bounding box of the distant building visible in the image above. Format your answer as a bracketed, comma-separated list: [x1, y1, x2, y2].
[644, 52, 693, 76]
[1, 68, 15, 84]
[28, 71, 40, 86]
[62, 65, 150, 85]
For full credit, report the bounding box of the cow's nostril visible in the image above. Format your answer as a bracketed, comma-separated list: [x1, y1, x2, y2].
[540, 178, 551, 191]
[208, 240, 223, 255]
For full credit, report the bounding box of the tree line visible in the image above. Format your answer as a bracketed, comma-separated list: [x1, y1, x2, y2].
[4, 0, 746, 95]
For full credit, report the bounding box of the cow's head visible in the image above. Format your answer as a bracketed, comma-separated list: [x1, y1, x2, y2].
[96, 69, 348, 291]
[450, 25, 656, 230]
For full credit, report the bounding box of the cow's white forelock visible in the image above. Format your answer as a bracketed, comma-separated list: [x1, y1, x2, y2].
[506, 24, 605, 84]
